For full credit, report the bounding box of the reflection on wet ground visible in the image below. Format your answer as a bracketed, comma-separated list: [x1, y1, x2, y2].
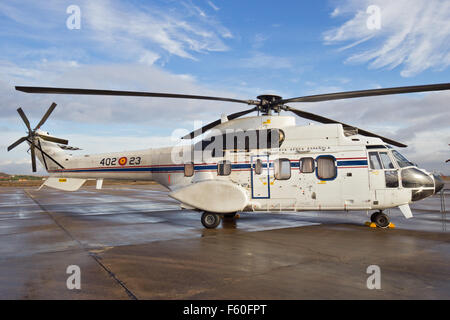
[0, 184, 448, 299]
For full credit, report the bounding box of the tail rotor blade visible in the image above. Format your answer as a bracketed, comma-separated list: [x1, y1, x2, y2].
[7, 136, 28, 152]
[34, 102, 57, 131]
[17, 108, 31, 131]
[38, 134, 68, 145]
[30, 143, 36, 172]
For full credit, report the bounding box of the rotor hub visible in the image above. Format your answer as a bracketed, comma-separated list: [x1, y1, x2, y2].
[256, 94, 283, 114]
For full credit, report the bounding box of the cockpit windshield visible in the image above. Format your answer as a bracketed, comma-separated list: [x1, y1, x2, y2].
[391, 150, 414, 168]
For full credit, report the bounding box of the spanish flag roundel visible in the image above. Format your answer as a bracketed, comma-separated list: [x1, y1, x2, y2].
[118, 157, 127, 165]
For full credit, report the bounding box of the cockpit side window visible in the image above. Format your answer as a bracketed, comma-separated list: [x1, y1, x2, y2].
[369, 152, 382, 170]
[369, 151, 400, 188]
[379, 152, 395, 169]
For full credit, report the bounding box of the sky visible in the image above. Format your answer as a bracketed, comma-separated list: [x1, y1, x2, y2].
[0, 0, 449, 175]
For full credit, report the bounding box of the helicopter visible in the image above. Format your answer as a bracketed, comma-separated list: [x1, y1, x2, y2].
[8, 83, 448, 229]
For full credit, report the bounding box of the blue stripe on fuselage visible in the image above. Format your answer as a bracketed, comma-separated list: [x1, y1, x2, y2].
[51, 159, 367, 173]
[337, 160, 368, 166]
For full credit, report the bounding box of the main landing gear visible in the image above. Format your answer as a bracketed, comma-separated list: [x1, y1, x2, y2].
[201, 212, 221, 229]
[370, 211, 390, 228]
[201, 212, 238, 229]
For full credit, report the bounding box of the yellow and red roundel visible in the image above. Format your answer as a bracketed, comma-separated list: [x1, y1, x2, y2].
[118, 157, 127, 165]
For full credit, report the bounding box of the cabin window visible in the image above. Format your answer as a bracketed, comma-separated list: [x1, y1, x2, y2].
[274, 158, 291, 180]
[299, 157, 315, 173]
[379, 152, 394, 169]
[184, 162, 194, 177]
[217, 160, 231, 176]
[316, 156, 337, 180]
[369, 152, 382, 170]
[254, 159, 263, 175]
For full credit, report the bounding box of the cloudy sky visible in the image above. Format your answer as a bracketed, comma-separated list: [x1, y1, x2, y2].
[0, 0, 449, 175]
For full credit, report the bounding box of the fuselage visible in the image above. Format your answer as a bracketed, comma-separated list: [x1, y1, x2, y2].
[36, 115, 441, 213]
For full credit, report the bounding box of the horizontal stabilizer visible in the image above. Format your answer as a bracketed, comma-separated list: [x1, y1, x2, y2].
[58, 144, 81, 151]
[43, 177, 86, 191]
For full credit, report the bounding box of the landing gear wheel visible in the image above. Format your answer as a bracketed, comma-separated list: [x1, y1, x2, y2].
[370, 211, 381, 222]
[372, 212, 390, 228]
[201, 212, 221, 229]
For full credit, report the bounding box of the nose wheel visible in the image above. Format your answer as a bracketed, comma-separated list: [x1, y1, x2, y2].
[370, 211, 390, 228]
[201, 212, 221, 229]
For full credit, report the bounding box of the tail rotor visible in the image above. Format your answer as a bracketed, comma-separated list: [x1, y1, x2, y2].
[7, 103, 68, 172]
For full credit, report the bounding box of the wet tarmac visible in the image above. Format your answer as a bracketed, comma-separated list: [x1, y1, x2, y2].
[0, 184, 449, 299]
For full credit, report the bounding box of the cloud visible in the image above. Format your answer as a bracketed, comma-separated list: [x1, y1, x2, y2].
[207, 1, 220, 12]
[0, 60, 250, 126]
[330, 8, 340, 18]
[252, 34, 268, 49]
[0, 0, 232, 65]
[239, 52, 292, 69]
[323, 0, 450, 77]
[85, 0, 233, 62]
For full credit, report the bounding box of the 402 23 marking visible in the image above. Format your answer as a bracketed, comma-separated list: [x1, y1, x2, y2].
[99, 157, 141, 166]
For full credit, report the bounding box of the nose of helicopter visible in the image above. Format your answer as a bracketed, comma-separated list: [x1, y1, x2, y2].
[403, 168, 441, 201]
[433, 174, 444, 194]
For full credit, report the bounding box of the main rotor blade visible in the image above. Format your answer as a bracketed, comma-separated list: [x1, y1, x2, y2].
[181, 107, 258, 139]
[285, 106, 407, 148]
[15, 86, 256, 105]
[38, 134, 68, 145]
[280, 83, 450, 104]
[34, 102, 57, 131]
[30, 143, 36, 172]
[17, 108, 31, 131]
[7, 136, 28, 151]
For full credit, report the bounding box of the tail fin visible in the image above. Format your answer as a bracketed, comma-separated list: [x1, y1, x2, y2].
[33, 135, 69, 172]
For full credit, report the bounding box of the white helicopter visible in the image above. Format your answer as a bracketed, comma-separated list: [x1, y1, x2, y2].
[9, 83, 448, 228]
